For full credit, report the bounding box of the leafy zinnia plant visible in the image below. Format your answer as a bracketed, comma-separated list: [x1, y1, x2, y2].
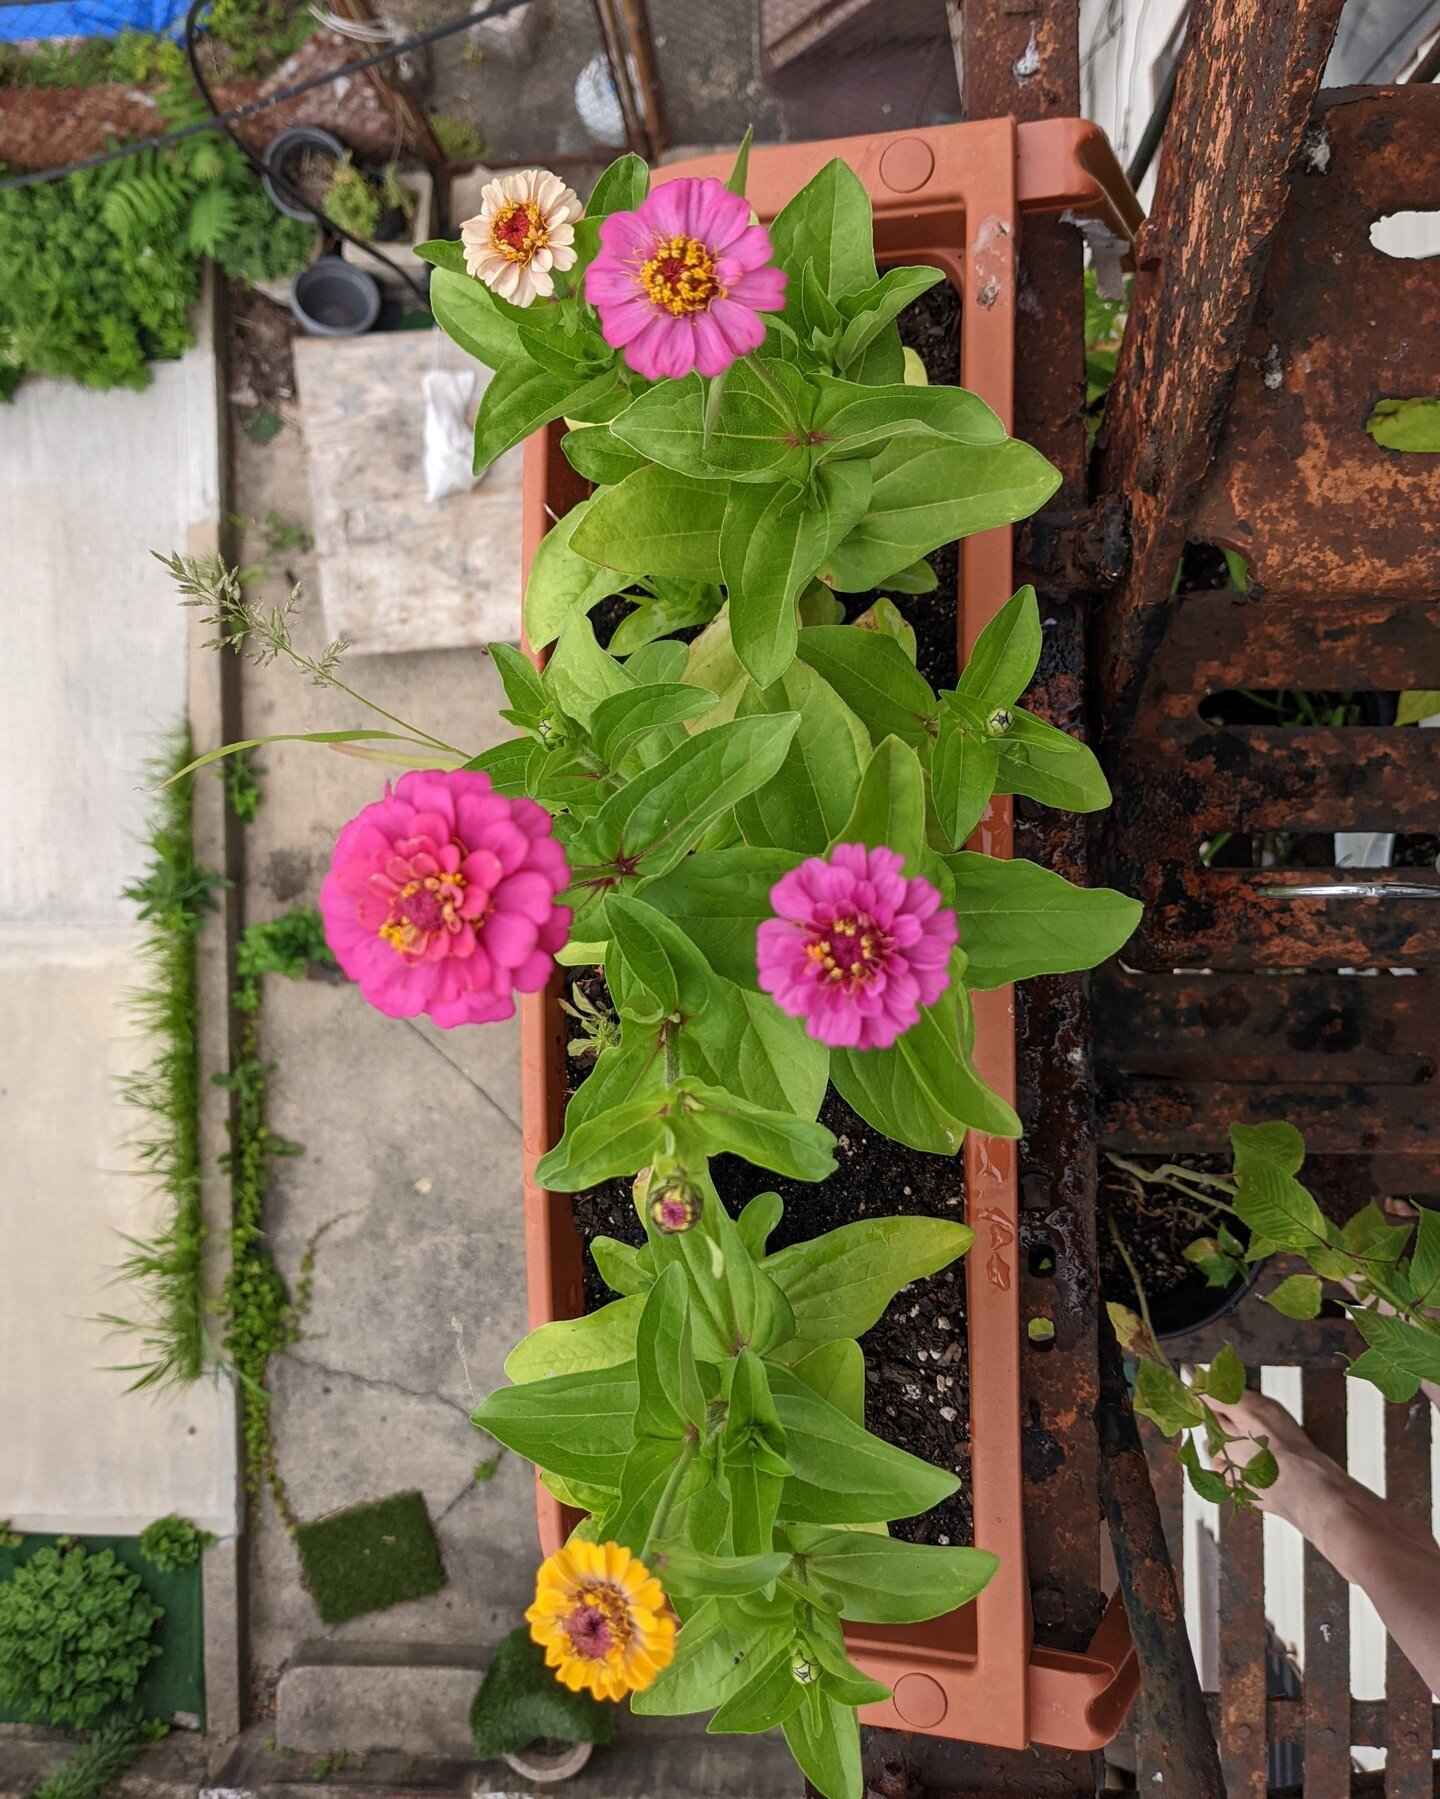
[176, 142, 1147, 1799]
[479, 1178, 996, 1796]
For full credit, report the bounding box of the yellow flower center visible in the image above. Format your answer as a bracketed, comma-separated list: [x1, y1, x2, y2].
[640, 234, 723, 316]
[379, 872, 466, 956]
[804, 909, 888, 988]
[562, 1582, 633, 1661]
[490, 199, 547, 265]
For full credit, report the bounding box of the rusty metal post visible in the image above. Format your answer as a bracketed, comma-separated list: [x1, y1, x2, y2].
[1093, 0, 1348, 736]
[590, 0, 665, 161]
[965, 0, 1108, 1671]
[1097, 1326, 1225, 1797]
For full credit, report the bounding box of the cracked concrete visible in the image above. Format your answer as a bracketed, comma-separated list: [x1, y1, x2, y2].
[231, 366, 536, 1712]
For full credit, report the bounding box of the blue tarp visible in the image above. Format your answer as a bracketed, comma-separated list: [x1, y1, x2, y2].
[0, 0, 188, 42]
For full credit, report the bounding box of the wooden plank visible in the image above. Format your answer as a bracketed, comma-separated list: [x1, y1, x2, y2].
[1385, 1396, 1436, 1796]
[960, 0, 1079, 127]
[1217, 1483, 1268, 1798]
[1110, 728, 1440, 832]
[1301, 1369, 1352, 1798]
[1100, 1331, 1224, 1798]
[1103, 1081, 1438, 1155]
[1145, 593, 1440, 710]
[1094, 0, 1347, 736]
[1267, 1694, 1440, 1749]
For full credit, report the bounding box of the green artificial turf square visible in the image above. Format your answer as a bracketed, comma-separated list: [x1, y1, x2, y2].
[294, 1491, 447, 1624]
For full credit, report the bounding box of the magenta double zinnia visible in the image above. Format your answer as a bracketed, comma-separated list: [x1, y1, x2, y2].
[320, 770, 570, 1029]
[756, 845, 958, 1052]
[584, 176, 786, 380]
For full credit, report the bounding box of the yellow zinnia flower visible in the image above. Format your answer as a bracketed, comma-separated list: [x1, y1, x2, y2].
[526, 1539, 676, 1702]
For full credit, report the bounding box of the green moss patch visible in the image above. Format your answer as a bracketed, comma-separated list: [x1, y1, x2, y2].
[294, 1492, 446, 1624]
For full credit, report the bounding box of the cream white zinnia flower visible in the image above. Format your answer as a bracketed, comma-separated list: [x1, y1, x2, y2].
[460, 169, 582, 306]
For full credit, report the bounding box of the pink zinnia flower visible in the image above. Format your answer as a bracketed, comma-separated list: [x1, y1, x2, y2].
[320, 770, 570, 1029]
[756, 845, 958, 1052]
[583, 176, 787, 380]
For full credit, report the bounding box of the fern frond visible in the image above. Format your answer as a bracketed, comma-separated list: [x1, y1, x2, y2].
[186, 183, 239, 258]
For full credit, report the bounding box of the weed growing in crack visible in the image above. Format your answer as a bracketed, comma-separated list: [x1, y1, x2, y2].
[218, 908, 335, 1529]
[102, 728, 224, 1390]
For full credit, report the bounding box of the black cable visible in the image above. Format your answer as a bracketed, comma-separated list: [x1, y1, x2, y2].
[1356, 0, 1440, 81]
[0, 0, 528, 191]
[1411, 28, 1440, 80]
[1125, 47, 1179, 190]
[181, 0, 432, 304]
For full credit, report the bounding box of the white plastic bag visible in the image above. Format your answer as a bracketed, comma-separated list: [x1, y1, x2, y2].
[423, 368, 478, 503]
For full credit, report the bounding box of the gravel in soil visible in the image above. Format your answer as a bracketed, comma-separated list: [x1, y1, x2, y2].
[559, 277, 978, 1546]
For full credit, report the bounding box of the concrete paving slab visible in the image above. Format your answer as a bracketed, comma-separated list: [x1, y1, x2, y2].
[264, 980, 525, 1412]
[275, 1654, 800, 1793]
[294, 331, 524, 656]
[277, 1652, 484, 1758]
[0, 308, 235, 1539]
[231, 406, 539, 1699]
[0, 349, 215, 927]
[0, 942, 235, 1534]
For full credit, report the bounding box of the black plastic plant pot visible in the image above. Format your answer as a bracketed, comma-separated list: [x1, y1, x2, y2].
[262, 124, 347, 222]
[1151, 1251, 1267, 1342]
[290, 256, 381, 337]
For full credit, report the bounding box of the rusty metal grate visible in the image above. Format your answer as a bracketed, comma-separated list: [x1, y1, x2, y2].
[1098, 81, 1440, 1797]
[1103, 84, 1440, 982]
[1100, 83, 1440, 1180]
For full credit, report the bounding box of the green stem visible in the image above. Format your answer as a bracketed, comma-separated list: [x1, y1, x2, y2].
[318, 671, 469, 760]
[643, 1435, 699, 1560]
[1108, 1154, 1240, 1202]
[1105, 1210, 1173, 1373]
[662, 1021, 679, 1087]
[744, 351, 802, 421]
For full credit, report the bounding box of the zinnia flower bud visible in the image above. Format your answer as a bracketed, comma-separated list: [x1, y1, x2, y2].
[648, 1175, 702, 1235]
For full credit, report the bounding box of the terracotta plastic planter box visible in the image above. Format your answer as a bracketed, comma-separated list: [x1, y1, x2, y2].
[518, 120, 1143, 1756]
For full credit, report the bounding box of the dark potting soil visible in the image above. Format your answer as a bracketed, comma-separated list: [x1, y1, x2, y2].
[561, 275, 978, 1546]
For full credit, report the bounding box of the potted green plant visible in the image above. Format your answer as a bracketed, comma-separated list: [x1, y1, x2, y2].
[1115, 1119, 1440, 1507]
